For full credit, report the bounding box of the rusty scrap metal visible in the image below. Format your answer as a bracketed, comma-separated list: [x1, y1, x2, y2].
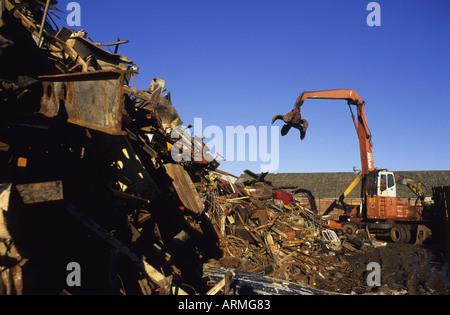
[37, 0, 51, 48]
[93, 39, 130, 47]
[164, 163, 205, 216]
[65, 203, 188, 295]
[0, 0, 423, 297]
[65, 35, 134, 72]
[0, 0, 211, 296]
[202, 176, 394, 294]
[3, 0, 89, 72]
[15, 181, 63, 204]
[39, 70, 128, 135]
[0, 0, 232, 297]
[123, 78, 183, 131]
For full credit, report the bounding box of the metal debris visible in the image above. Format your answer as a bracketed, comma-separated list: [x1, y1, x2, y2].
[202, 173, 390, 294]
[0, 0, 214, 295]
[0, 0, 448, 296]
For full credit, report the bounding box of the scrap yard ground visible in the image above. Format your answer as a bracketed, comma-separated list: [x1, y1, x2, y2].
[318, 242, 450, 295]
[1, 1, 450, 296]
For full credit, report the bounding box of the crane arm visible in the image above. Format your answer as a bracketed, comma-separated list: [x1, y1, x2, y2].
[273, 89, 375, 174]
[322, 171, 364, 217]
[394, 174, 426, 201]
[295, 89, 364, 108]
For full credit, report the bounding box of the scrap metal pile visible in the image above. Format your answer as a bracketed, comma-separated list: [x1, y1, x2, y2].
[204, 170, 391, 295]
[0, 0, 385, 295]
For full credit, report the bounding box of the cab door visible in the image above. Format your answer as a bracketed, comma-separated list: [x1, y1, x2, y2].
[378, 172, 396, 197]
[377, 171, 397, 218]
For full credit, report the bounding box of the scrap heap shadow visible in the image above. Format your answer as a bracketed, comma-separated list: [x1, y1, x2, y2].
[0, 0, 222, 295]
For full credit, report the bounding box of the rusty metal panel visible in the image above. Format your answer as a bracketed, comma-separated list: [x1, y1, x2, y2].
[164, 163, 204, 215]
[123, 78, 183, 131]
[39, 70, 128, 135]
[15, 181, 63, 204]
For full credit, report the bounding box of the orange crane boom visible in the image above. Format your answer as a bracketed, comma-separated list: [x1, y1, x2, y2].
[273, 89, 374, 175]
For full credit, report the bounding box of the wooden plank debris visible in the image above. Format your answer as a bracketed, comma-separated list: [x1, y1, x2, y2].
[164, 163, 205, 215]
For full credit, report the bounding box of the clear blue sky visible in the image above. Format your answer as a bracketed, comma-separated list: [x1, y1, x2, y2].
[54, 0, 450, 176]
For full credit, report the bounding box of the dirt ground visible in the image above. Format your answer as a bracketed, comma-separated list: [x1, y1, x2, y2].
[314, 241, 450, 295]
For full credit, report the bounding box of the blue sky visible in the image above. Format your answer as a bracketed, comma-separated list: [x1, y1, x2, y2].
[54, 0, 450, 176]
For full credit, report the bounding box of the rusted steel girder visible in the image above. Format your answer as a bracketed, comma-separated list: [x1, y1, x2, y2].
[39, 70, 128, 135]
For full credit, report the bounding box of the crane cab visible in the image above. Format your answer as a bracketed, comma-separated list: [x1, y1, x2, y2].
[367, 170, 396, 197]
[377, 171, 396, 198]
[365, 170, 418, 220]
[365, 170, 397, 219]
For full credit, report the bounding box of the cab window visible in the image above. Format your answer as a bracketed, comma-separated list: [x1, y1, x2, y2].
[380, 174, 387, 191]
[367, 173, 377, 195]
[388, 174, 395, 188]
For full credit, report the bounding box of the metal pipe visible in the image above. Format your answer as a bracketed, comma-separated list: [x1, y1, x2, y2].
[37, 0, 51, 48]
[93, 40, 130, 47]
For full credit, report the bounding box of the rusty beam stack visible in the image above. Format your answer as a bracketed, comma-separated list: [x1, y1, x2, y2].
[0, 0, 387, 296]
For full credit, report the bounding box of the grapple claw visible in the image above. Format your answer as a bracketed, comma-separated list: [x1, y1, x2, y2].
[281, 124, 292, 136]
[271, 114, 285, 124]
[272, 108, 308, 140]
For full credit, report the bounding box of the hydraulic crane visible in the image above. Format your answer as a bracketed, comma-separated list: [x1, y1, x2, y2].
[272, 89, 431, 244]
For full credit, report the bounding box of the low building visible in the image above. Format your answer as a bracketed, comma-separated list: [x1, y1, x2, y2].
[238, 170, 450, 220]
